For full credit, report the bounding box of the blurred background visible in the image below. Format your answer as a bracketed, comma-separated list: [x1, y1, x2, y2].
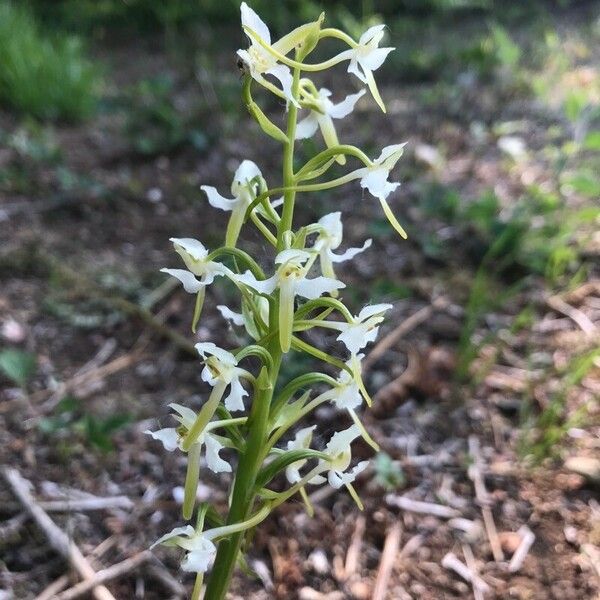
[1, 1, 599, 598]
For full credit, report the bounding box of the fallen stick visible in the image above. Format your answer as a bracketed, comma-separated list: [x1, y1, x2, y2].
[37, 496, 134, 512]
[35, 575, 72, 600]
[371, 522, 402, 600]
[37, 352, 145, 413]
[386, 494, 461, 519]
[35, 537, 117, 600]
[442, 552, 490, 594]
[55, 551, 152, 600]
[146, 563, 187, 597]
[344, 515, 365, 578]
[467, 436, 504, 562]
[363, 297, 448, 371]
[546, 295, 596, 336]
[508, 526, 535, 573]
[462, 543, 485, 600]
[2, 467, 116, 600]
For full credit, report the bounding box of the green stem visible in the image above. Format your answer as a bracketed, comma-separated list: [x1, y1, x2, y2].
[278, 66, 301, 250]
[203, 63, 302, 600]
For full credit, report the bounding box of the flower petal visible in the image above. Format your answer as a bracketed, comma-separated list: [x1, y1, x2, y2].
[145, 427, 180, 452]
[360, 167, 400, 201]
[224, 376, 248, 412]
[170, 238, 208, 262]
[359, 24, 386, 46]
[168, 403, 198, 428]
[240, 1, 271, 45]
[151, 525, 195, 549]
[234, 271, 278, 295]
[204, 434, 232, 473]
[295, 113, 319, 140]
[295, 276, 345, 300]
[357, 303, 393, 320]
[180, 537, 217, 573]
[201, 186, 237, 212]
[160, 268, 204, 294]
[360, 46, 394, 72]
[275, 248, 311, 265]
[328, 238, 372, 263]
[195, 342, 237, 368]
[265, 64, 298, 107]
[327, 89, 366, 120]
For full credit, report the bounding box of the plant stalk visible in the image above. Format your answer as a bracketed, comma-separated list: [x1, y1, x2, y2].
[203, 66, 301, 600]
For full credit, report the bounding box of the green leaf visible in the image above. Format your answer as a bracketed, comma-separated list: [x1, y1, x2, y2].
[0, 349, 36, 386]
[374, 452, 405, 490]
[583, 131, 600, 151]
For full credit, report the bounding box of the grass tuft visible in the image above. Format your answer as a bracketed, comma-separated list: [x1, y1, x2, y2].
[0, 1, 101, 121]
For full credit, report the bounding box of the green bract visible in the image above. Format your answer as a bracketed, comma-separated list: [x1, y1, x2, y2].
[147, 4, 406, 598]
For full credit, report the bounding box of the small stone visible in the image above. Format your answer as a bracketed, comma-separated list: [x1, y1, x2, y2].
[564, 456, 600, 483]
[499, 531, 522, 555]
[146, 187, 163, 203]
[307, 549, 329, 575]
[349, 580, 370, 599]
[1, 319, 26, 343]
[564, 526, 578, 544]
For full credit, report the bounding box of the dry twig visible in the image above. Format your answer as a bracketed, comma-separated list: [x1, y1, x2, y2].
[546, 294, 596, 336]
[467, 436, 504, 562]
[508, 526, 535, 573]
[386, 494, 461, 518]
[371, 522, 402, 600]
[442, 552, 490, 595]
[344, 515, 365, 578]
[55, 551, 152, 600]
[2, 467, 116, 600]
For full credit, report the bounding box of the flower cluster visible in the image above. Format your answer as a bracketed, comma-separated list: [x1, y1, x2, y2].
[147, 4, 405, 596]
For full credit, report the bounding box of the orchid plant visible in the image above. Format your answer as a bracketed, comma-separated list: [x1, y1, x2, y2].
[147, 4, 406, 598]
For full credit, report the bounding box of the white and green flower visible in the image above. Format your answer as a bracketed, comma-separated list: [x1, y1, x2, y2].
[235, 249, 344, 352]
[331, 303, 392, 355]
[145, 403, 232, 473]
[311, 425, 369, 489]
[237, 3, 297, 106]
[285, 425, 317, 484]
[334, 25, 394, 112]
[151, 525, 217, 573]
[312, 211, 371, 280]
[195, 343, 250, 412]
[161, 238, 231, 294]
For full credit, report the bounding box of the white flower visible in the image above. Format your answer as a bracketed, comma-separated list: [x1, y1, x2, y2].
[161, 238, 231, 294]
[350, 144, 407, 239]
[355, 144, 405, 202]
[335, 25, 394, 112]
[296, 88, 365, 164]
[195, 343, 249, 412]
[329, 366, 363, 411]
[234, 249, 345, 352]
[285, 425, 316, 484]
[201, 160, 268, 247]
[237, 3, 298, 106]
[312, 212, 371, 280]
[331, 303, 392, 355]
[151, 525, 217, 573]
[145, 403, 231, 473]
[311, 425, 369, 489]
